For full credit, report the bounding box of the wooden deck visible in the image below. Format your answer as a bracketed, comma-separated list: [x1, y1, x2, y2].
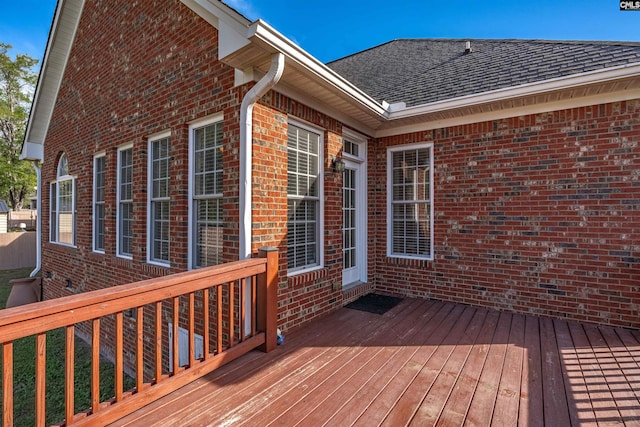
[113, 298, 640, 426]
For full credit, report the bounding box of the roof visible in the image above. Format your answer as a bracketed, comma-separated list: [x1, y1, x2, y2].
[0, 201, 9, 213]
[22, 4, 640, 152]
[327, 39, 640, 107]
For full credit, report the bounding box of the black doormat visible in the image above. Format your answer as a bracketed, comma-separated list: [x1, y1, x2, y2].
[345, 293, 403, 315]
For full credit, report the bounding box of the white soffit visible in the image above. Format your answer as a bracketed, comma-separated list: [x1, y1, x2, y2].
[22, 0, 85, 161]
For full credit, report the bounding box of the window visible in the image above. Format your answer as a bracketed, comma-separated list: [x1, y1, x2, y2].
[287, 122, 323, 273]
[190, 120, 223, 269]
[148, 135, 171, 265]
[117, 145, 134, 258]
[387, 143, 433, 259]
[93, 154, 106, 253]
[50, 154, 75, 246]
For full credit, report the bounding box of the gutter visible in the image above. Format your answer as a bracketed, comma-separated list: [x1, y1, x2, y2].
[246, 20, 387, 118]
[239, 52, 285, 260]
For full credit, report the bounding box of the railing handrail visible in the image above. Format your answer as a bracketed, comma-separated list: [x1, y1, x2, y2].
[1, 249, 279, 426]
[0, 257, 267, 343]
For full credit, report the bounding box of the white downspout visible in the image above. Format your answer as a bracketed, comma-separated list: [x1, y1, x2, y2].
[30, 163, 42, 278]
[239, 53, 284, 338]
[239, 53, 285, 260]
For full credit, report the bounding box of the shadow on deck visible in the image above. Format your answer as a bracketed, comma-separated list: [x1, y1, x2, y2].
[114, 298, 640, 426]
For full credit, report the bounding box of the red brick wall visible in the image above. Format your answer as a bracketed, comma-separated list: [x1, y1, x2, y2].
[42, 0, 239, 296]
[371, 100, 640, 328]
[41, 0, 242, 367]
[251, 96, 345, 330]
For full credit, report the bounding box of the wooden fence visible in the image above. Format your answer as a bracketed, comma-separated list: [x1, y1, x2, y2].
[0, 247, 278, 426]
[0, 232, 36, 270]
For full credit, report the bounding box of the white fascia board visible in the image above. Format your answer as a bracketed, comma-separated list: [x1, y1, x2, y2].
[248, 20, 387, 118]
[388, 62, 640, 121]
[20, 142, 44, 162]
[180, 0, 251, 29]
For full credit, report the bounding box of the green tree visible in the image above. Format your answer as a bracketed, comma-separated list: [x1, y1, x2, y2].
[0, 43, 38, 210]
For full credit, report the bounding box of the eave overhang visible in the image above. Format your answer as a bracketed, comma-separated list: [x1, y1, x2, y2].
[21, 0, 85, 162]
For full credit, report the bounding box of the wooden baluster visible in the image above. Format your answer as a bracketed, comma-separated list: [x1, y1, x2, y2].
[172, 297, 179, 374]
[216, 286, 222, 354]
[3, 342, 13, 427]
[188, 292, 195, 367]
[65, 326, 75, 425]
[136, 307, 144, 391]
[91, 319, 100, 414]
[203, 289, 210, 359]
[239, 278, 245, 342]
[115, 313, 123, 402]
[229, 281, 235, 347]
[36, 333, 46, 426]
[251, 275, 257, 337]
[155, 301, 162, 383]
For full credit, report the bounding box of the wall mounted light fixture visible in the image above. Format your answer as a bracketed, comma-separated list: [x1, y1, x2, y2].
[331, 156, 345, 173]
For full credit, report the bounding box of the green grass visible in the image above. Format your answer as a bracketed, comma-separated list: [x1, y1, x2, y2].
[0, 268, 135, 426]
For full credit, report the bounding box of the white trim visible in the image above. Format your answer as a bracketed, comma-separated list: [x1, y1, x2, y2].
[50, 154, 77, 248]
[341, 128, 368, 285]
[248, 21, 387, 118]
[116, 143, 134, 260]
[188, 112, 224, 128]
[146, 130, 171, 142]
[188, 116, 224, 270]
[20, 142, 44, 162]
[30, 164, 42, 277]
[376, 87, 640, 138]
[92, 152, 106, 254]
[386, 143, 434, 261]
[286, 119, 325, 276]
[147, 134, 171, 266]
[186, 113, 224, 270]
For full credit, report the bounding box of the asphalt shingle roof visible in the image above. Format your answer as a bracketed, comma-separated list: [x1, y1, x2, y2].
[0, 201, 9, 213]
[327, 39, 640, 107]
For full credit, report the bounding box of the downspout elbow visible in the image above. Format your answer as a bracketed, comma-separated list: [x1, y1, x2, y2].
[239, 53, 285, 260]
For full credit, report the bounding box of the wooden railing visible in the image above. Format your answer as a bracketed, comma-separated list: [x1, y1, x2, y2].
[0, 247, 278, 426]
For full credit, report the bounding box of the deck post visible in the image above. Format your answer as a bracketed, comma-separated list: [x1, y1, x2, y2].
[257, 247, 278, 352]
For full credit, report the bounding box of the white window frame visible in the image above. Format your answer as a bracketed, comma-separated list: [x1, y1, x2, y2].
[386, 143, 434, 260]
[188, 114, 224, 270]
[286, 120, 324, 276]
[147, 132, 171, 266]
[341, 128, 368, 285]
[93, 152, 106, 253]
[50, 154, 76, 247]
[117, 144, 134, 259]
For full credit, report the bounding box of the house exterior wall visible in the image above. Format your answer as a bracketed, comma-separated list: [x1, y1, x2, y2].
[371, 100, 640, 328]
[39, 2, 640, 371]
[40, 0, 348, 353]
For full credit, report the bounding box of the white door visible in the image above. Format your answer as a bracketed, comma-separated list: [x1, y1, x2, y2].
[342, 158, 366, 287]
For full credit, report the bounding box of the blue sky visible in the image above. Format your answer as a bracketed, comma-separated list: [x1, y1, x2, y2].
[2, 0, 639, 66]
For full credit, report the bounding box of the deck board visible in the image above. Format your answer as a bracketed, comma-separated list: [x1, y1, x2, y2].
[113, 299, 640, 427]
